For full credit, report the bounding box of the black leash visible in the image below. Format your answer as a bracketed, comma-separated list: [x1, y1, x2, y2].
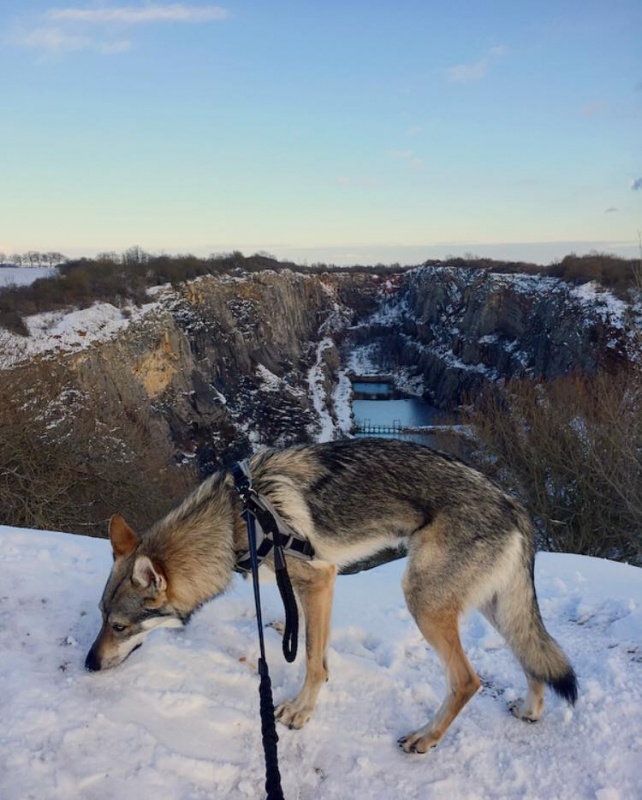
[245, 507, 285, 800]
[232, 461, 311, 800]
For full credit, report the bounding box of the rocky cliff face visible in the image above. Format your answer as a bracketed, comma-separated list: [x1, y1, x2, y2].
[348, 266, 634, 407]
[68, 269, 384, 474]
[5, 263, 636, 538]
[28, 265, 637, 476]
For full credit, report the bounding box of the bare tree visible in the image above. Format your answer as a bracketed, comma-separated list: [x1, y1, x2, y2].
[96, 251, 121, 264]
[634, 231, 642, 292]
[122, 246, 149, 266]
[0, 358, 196, 536]
[24, 251, 42, 268]
[469, 371, 642, 564]
[44, 252, 68, 268]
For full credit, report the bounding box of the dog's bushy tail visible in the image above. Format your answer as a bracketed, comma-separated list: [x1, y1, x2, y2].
[490, 523, 578, 705]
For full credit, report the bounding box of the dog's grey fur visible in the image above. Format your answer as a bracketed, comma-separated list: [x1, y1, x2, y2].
[86, 438, 577, 751]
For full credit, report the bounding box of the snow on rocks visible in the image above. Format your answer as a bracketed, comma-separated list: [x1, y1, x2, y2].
[570, 282, 628, 327]
[0, 301, 161, 368]
[308, 337, 338, 442]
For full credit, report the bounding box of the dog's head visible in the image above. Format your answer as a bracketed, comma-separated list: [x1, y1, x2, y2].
[85, 514, 184, 671]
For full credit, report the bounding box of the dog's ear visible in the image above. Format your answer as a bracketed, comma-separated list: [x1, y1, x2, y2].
[109, 514, 138, 560]
[132, 555, 167, 593]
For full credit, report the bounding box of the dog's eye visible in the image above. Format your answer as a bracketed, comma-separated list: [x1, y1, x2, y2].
[112, 623, 127, 633]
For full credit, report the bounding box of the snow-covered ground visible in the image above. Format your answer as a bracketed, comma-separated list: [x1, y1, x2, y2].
[307, 337, 347, 442]
[1, 525, 640, 800]
[0, 300, 161, 368]
[0, 266, 57, 286]
[570, 281, 629, 325]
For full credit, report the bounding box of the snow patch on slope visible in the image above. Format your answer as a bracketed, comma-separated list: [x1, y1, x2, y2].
[0, 301, 161, 368]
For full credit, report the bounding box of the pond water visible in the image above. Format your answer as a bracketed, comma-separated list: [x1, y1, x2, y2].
[352, 381, 446, 446]
[352, 398, 441, 430]
[352, 381, 393, 395]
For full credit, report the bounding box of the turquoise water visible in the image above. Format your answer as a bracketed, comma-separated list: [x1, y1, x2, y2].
[353, 398, 440, 429]
[352, 381, 393, 394]
[353, 394, 444, 446]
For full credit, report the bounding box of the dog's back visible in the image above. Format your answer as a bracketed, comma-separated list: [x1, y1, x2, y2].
[248, 438, 530, 572]
[249, 438, 577, 750]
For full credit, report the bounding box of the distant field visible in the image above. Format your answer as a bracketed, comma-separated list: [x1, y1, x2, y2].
[0, 267, 57, 287]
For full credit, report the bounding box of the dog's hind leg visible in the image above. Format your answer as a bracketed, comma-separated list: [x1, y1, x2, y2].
[275, 559, 337, 729]
[397, 606, 481, 753]
[398, 528, 481, 753]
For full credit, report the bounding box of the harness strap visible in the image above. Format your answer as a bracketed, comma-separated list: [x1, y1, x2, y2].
[231, 459, 311, 800]
[235, 533, 314, 573]
[232, 461, 307, 663]
[232, 463, 315, 573]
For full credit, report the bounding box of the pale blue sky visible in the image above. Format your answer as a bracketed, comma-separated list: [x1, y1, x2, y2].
[1, 1, 640, 265]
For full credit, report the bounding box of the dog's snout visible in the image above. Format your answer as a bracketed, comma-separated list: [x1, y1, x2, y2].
[85, 648, 101, 672]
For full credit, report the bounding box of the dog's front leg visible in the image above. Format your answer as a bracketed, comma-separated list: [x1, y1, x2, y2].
[275, 560, 336, 729]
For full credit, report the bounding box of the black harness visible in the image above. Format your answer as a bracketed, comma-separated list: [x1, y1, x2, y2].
[232, 461, 315, 573]
[230, 460, 315, 800]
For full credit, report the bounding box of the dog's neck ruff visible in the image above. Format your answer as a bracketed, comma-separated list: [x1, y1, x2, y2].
[231, 460, 315, 573]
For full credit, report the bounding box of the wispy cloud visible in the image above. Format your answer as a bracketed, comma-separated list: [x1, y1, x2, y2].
[390, 149, 423, 170]
[445, 59, 487, 83]
[406, 125, 423, 137]
[20, 26, 91, 52]
[632, 177, 642, 192]
[7, 4, 229, 58]
[444, 45, 508, 84]
[46, 5, 230, 25]
[15, 25, 131, 55]
[100, 39, 133, 54]
[605, 207, 618, 214]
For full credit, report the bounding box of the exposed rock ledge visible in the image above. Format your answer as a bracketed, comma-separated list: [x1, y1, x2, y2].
[2, 265, 635, 475]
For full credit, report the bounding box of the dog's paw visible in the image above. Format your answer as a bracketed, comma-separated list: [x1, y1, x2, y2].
[275, 699, 312, 730]
[508, 699, 541, 723]
[397, 728, 440, 754]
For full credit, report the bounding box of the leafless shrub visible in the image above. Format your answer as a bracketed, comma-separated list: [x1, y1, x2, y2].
[467, 370, 642, 564]
[0, 358, 196, 538]
[548, 251, 640, 298]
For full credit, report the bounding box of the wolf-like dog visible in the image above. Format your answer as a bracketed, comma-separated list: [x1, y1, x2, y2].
[86, 437, 577, 752]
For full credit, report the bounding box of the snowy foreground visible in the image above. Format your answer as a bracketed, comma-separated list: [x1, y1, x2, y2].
[1, 526, 640, 800]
